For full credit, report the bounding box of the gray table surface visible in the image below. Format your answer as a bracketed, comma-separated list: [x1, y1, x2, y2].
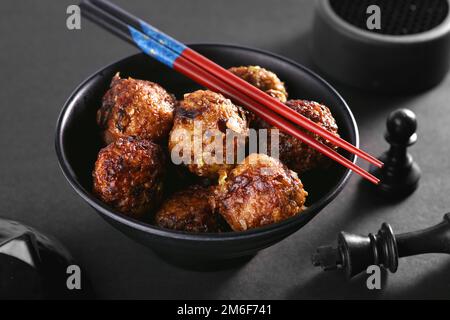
[1, 0, 450, 299]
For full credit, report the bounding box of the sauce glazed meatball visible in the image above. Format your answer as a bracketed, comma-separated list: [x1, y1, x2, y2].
[228, 66, 288, 103]
[169, 90, 248, 179]
[212, 154, 308, 231]
[272, 100, 340, 174]
[93, 137, 165, 219]
[155, 185, 227, 233]
[97, 73, 176, 144]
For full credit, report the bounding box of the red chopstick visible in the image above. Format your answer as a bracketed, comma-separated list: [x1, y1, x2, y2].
[183, 49, 383, 169]
[172, 56, 380, 185]
[81, 0, 380, 184]
[87, 0, 382, 169]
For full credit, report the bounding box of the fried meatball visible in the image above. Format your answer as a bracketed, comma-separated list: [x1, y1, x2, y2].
[212, 154, 307, 231]
[92, 137, 165, 219]
[168, 90, 248, 179]
[228, 66, 288, 127]
[97, 73, 176, 144]
[228, 66, 288, 103]
[155, 185, 227, 233]
[270, 100, 340, 174]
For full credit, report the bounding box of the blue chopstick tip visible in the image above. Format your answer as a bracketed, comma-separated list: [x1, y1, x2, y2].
[128, 25, 180, 68]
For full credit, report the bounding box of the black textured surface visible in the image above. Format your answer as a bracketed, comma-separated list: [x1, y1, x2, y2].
[1, 0, 450, 299]
[330, 0, 449, 35]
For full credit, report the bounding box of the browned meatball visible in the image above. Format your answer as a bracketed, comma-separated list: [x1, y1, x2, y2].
[97, 73, 176, 144]
[228, 66, 288, 127]
[155, 185, 227, 233]
[212, 154, 307, 231]
[92, 137, 165, 219]
[228, 66, 288, 103]
[270, 100, 340, 174]
[168, 90, 248, 179]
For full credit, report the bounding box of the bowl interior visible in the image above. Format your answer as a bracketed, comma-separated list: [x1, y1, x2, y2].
[57, 44, 357, 237]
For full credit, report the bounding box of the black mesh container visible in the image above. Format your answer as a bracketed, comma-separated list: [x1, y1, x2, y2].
[311, 0, 450, 93]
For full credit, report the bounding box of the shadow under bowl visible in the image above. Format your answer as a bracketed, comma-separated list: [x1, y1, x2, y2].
[55, 44, 358, 269]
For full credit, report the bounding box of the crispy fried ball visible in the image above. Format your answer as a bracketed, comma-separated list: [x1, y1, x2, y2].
[270, 100, 340, 174]
[92, 137, 165, 219]
[228, 66, 288, 127]
[155, 185, 227, 233]
[212, 154, 307, 231]
[97, 73, 176, 144]
[228, 66, 288, 103]
[168, 90, 248, 179]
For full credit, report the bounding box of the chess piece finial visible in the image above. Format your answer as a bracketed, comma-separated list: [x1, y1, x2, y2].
[312, 213, 450, 278]
[370, 108, 421, 198]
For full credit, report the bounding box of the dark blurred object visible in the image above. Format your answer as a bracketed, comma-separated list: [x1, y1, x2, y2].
[370, 108, 421, 198]
[311, 0, 450, 93]
[312, 213, 450, 278]
[0, 218, 92, 299]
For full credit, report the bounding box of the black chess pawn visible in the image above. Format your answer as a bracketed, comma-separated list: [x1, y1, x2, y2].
[370, 108, 421, 198]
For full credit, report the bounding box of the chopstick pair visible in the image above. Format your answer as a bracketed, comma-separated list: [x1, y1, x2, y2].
[80, 0, 382, 184]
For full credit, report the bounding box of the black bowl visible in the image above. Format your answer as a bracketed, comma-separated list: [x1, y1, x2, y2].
[55, 44, 358, 269]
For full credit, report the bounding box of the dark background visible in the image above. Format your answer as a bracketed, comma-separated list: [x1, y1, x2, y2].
[1, 0, 450, 299]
